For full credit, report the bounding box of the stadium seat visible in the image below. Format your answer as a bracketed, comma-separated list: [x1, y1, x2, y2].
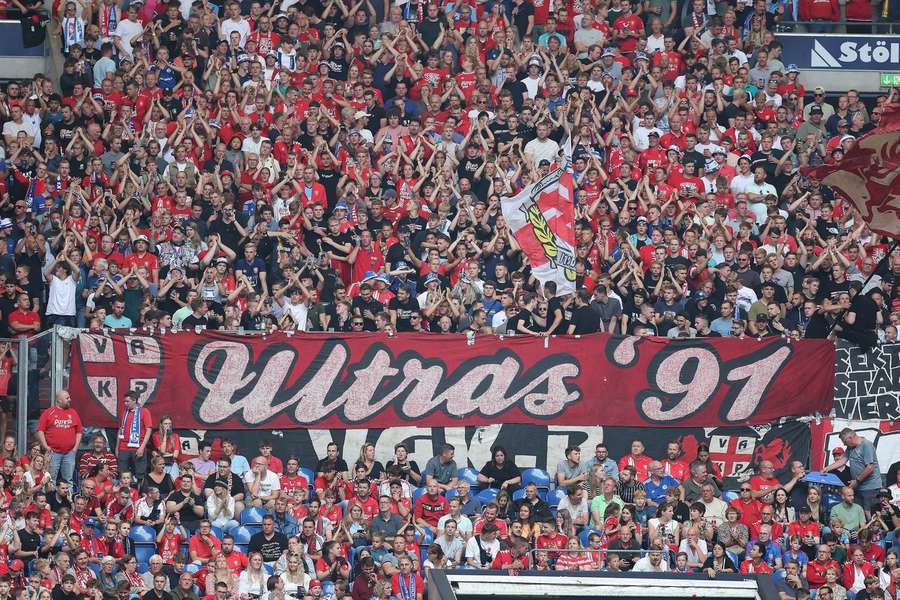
[230, 525, 260, 545]
[412, 487, 428, 503]
[512, 489, 526, 501]
[579, 529, 602, 547]
[212, 526, 224, 539]
[445, 488, 458, 500]
[135, 545, 156, 565]
[236, 545, 248, 555]
[822, 492, 841, 514]
[129, 525, 157, 543]
[521, 468, 551, 490]
[458, 468, 480, 487]
[722, 490, 739, 502]
[263, 564, 274, 575]
[477, 488, 499, 504]
[185, 563, 201, 574]
[240, 506, 268, 525]
[727, 550, 741, 566]
[547, 488, 567, 507]
[416, 529, 435, 546]
[299, 467, 315, 496]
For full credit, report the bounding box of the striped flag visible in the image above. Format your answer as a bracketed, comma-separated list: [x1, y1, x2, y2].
[501, 139, 578, 297]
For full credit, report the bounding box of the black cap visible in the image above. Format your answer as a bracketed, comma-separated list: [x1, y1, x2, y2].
[213, 479, 228, 488]
[878, 488, 891, 498]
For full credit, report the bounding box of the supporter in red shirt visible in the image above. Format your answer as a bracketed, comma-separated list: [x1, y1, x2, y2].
[748, 461, 780, 500]
[413, 481, 449, 534]
[35, 389, 83, 485]
[740, 542, 774, 574]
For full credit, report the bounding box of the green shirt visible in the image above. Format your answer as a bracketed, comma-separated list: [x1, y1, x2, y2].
[590, 494, 624, 528]
[830, 502, 866, 534]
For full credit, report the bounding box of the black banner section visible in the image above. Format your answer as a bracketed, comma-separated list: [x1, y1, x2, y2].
[143, 421, 810, 489]
[832, 342, 900, 421]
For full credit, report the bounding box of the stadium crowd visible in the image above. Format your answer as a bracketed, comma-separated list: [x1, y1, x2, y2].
[0, 0, 896, 345]
[16, 395, 900, 600]
[0, 0, 898, 597]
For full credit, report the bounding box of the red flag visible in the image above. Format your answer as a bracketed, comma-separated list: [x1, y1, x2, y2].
[803, 103, 900, 239]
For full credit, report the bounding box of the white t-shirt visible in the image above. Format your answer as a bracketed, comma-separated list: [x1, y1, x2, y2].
[46, 274, 77, 316]
[524, 138, 560, 166]
[465, 535, 500, 567]
[113, 18, 143, 58]
[221, 17, 251, 47]
[244, 469, 281, 497]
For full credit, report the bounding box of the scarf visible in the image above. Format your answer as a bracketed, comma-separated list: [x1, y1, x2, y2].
[62, 17, 84, 52]
[98, 3, 117, 38]
[398, 574, 415, 600]
[119, 407, 142, 448]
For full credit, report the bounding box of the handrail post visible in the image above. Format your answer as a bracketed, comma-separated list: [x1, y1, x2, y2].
[16, 339, 28, 456]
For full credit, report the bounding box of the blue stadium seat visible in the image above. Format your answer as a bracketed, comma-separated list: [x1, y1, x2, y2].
[727, 550, 741, 566]
[263, 564, 274, 576]
[185, 563, 201, 574]
[236, 544, 248, 555]
[212, 526, 224, 539]
[521, 468, 551, 490]
[129, 525, 157, 544]
[477, 488, 499, 504]
[417, 529, 435, 546]
[135, 545, 156, 565]
[579, 528, 601, 547]
[445, 488, 458, 500]
[299, 467, 315, 497]
[458, 468, 480, 486]
[412, 487, 428, 503]
[512, 489, 526, 501]
[241, 506, 268, 525]
[547, 488, 567, 507]
[230, 525, 260, 545]
[822, 492, 841, 514]
[722, 490, 739, 502]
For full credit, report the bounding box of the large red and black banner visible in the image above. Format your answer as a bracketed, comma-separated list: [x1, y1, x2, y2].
[69, 331, 834, 429]
[803, 102, 900, 239]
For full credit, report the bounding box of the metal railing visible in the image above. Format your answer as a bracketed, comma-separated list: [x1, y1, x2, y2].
[776, 19, 900, 34]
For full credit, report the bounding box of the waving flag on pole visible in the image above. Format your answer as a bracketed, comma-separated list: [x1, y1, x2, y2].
[501, 139, 578, 297]
[803, 103, 900, 239]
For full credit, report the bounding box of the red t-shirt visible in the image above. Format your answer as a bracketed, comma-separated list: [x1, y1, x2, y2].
[413, 494, 449, 527]
[37, 407, 83, 453]
[117, 407, 153, 452]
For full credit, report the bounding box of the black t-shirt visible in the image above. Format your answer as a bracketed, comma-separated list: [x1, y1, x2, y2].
[167, 490, 202, 524]
[315, 457, 349, 474]
[511, 0, 534, 37]
[848, 293, 878, 331]
[351, 296, 384, 330]
[384, 460, 421, 483]
[18, 527, 42, 553]
[569, 305, 601, 334]
[202, 473, 246, 498]
[388, 296, 420, 331]
[506, 307, 534, 334]
[546, 297, 567, 333]
[478, 461, 521, 489]
[248, 531, 289, 563]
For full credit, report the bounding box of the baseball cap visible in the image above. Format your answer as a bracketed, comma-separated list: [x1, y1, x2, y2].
[362, 271, 377, 282]
[335, 200, 349, 211]
[667, 145, 681, 152]
[637, 216, 648, 223]
[134, 235, 149, 243]
[878, 488, 891, 498]
[308, 580, 322, 589]
[213, 479, 228, 488]
[602, 48, 615, 57]
[394, 261, 414, 273]
[9, 560, 23, 572]
[786, 64, 799, 73]
[376, 273, 391, 284]
[814, 85, 826, 95]
[353, 110, 370, 120]
[810, 106, 823, 115]
[215, 257, 229, 266]
[220, 170, 234, 178]
[237, 53, 251, 64]
[424, 273, 440, 285]
[695, 291, 708, 300]
[832, 447, 844, 456]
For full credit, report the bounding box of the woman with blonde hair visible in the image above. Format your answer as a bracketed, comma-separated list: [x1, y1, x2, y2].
[238, 552, 267, 598]
[356, 443, 384, 481]
[205, 555, 237, 600]
[279, 553, 310, 597]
